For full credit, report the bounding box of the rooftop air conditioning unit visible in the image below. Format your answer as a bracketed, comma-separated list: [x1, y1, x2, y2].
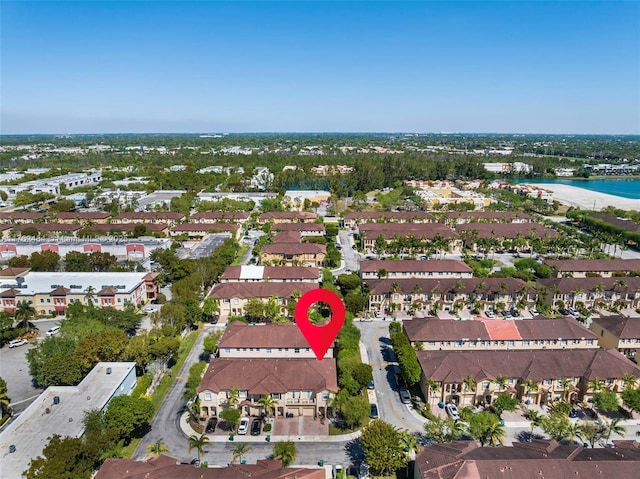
[53, 396, 60, 405]
[106, 367, 112, 375]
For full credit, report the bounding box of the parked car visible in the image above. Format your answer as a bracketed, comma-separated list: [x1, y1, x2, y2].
[486, 310, 496, 318]
[445, 403, 460, 420]
[510, 309, 520, 318]
[238, 418, 250, 435]
[530, 308, 539, 316]
[205, 417, 218, 434]
[367, 380, 375, 390]
[569, 409, 579, 418]
[46, 326, 61, 337]
[370, 403, 379, 419]
[143, 306, 155, 313]
[566, 307, 580, 317]
[8, 339, 28, 348]
[250, 419, 261, 435]
[399, 389, 411, 404]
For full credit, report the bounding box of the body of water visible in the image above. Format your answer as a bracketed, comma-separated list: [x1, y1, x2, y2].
[512, 178, 640, 200]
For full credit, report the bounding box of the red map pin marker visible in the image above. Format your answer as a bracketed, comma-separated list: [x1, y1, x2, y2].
[294, 288, 346, 361]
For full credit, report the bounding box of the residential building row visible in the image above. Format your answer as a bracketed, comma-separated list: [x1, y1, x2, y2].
[403, 316, 598, 351]
[417, 348, 640, 408]
[197, 322, 337, 419]
[0, 268, 158, 316]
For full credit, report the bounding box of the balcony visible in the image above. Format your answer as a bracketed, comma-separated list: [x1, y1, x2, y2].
[285, 398, 316, 405]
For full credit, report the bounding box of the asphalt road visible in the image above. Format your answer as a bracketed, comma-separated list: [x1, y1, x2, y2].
[134, 323, 215, 461]
[356, 322, 424, 433]
[337, 231, 360, 274]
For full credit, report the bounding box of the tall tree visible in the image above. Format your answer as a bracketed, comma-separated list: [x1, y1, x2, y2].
[232, 443, 252, 464]
[360, 420, 408, 476]
[187, 434, 210, 464]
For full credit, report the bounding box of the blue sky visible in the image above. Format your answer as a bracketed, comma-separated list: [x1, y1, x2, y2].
[1, 1, 639, 134]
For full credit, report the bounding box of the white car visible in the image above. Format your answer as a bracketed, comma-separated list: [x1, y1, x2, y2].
[143, 306, 155, 313]
[486, 310, 496, 318]
[445, 403, 460, 420]
[46, 326, 60, 337]
[238, 417, 250, 435]
[9, 339, 28, 348]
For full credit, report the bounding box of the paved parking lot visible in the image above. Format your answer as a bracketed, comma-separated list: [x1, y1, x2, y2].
[189, 235, 230, 259]
[0, 342, 41, 414]
[1, 318, 60, 415]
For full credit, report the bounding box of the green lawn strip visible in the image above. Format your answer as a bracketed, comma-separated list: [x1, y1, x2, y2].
[231, 244, 248, 265]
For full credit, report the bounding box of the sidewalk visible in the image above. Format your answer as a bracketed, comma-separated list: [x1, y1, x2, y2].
[179, 411, 361, 443]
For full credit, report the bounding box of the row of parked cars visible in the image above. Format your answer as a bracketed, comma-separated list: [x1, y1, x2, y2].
[8, 325, 60, 348]
[238, 417, 263, 436]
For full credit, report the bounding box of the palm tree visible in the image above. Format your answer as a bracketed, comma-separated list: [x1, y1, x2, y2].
[15, 300, 36, 330]
[522, 380, 540, 404]
[524, 409, 542, 437]
[258, 395, 278, 417]
[425, 379, 441, 402]
[577, 420, 606, 448]
[187, 434, 210, 464]
[84, 285, 96, 307]
[463, 376, 477, 394]
[604, 418, 626, 444]
[496, 375, 508, 391]
[485, 418, 507, 447]
[560, 377, 574, 401]
[0, 378, 11, 418]
[273, 440, 297, 467]
[232, 443, 252, 464]
[567, 422, 581, 445]
[588, 378, 604, 393]
[227, 386, 241, 407]
[622, 373, 638, 390]
[146, 438, 169, 458]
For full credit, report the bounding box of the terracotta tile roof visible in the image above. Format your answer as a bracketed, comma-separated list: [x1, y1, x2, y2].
[50, 286, 70, 295]
[198, 358, 338, 395]
[0, 288, 21, 297]
[88, 222, 168, 232]
[366, 277, 531, 295]
[98, 288, 118, 296]
[208, 282, 317, 300]
[404, 317, 491, 342]
[479, 318, 521, 341]
[190, 211, 250, 221]
[361, 260, 472, 275]
[271, 231, 302, 243]
[95, 456, 325, 479]
[0, 267, 30, 277]
[537, 276, 640, 294]
[112, 212, 185, 221]
[455, 222, 558, 238]
[219, 322, 314, 349]
[221, 266, 319, 282]
[14, 222, 82, 232]
[442, 211, 534, 222]
[54, 212, 111, 220]
[591, 213, 640, 233]
[259, 212, 317, 221]
[514, 317, 597, 341]
[545, 258, 640, 273]
[0, 224, 13, 231]
[343, 211, 435, 221]
[359, 223, 459, 240]
[0, 212, 44, 221]
[271, 222, 325, 232]
[261, 243, 325, 255]
[416, 349, 640, 384]
[592, 316, 640, 339]
[171, 223, 239, 232]
[416, 440, 640, 479]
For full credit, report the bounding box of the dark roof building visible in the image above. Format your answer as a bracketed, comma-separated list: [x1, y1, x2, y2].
[415, 440, 640, 479]
[96, 457, 325, 479]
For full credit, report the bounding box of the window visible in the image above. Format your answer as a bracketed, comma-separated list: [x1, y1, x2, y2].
[224, 348, 230, 353]
[294, 348, 300, 354]
[40, 298, 44, 303]
[204, 392, 212, 401]
[543, 379, 552, 386]
[46, 298, 51, 303]
[272, 393, 281, 399]
[483, 381, 490, 390]
[266, 348, 272, 354]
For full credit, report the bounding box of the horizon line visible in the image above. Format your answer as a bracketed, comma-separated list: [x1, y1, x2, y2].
[2, 131, 639, 137]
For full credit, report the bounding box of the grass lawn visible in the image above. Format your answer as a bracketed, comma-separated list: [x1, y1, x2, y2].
[231, 244, 248, 266]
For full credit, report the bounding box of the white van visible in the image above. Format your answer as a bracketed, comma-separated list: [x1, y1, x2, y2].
[46, 326, 61, 337]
